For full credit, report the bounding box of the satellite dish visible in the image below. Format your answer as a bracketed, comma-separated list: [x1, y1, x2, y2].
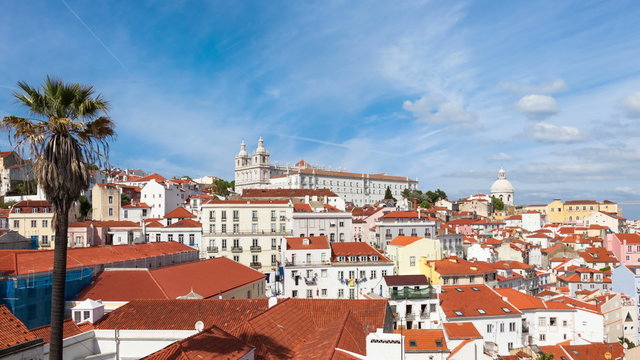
[195, 320, 204, 332]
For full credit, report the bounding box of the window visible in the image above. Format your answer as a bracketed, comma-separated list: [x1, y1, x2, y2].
[292, 290, 298, 298]
[539, 318, 546, 326]
[562, 320, 568, 327]
[370, 270, 376, 279]
[306, 289, 313, 298]
[478, 309, 486, 315]
[221, 211, 227, 220]
[189, 234, 195, 244]
[145, 234, 149, 242]
[382, 270, 387, 276]
[222, 239, 227, 250]
[155, 234, 161, 242]
[221, 224, 227, 233]
[539, 334, 546, 341]
[233, 239, 240, 248]
[338, 289, 344, 298]
[272, 238, 277, 249]
[83, 310, 90, 320]
[338, 271, 344, 279]
[550, 317, 557, 326]
[124, 210, 128, 218]
[42, 235, 49, 245]
[252, 210, 258, 221]
[233, 224, 239, 233]
[233, 255, 240, 262]
[271, 210, 276, 221]
[210, 210, 215, 220]
[209, 224, 216, 233]
[486, 324, 493, 333]
[252, 255, 258, 263]
[233, 210, 239, 221]
[321, 269, 327, 278]
[31, 220, 36, 228]
[42, 220, 48, 228]
[499, 322, 504, 332]
[109, 208, 113, 216]
[108, 195, 113, 204]
[508, 342, 513, 351]
[321, 289, 327, 296]
[509, 322, 516, 332]
[168, 234, 174, 241]
[271, 254, 277, 264]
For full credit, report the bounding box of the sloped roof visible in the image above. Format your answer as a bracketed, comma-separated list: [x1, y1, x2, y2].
[442, 322, 482, 339]
[389, 236, 423, 247]
[137, 173, 167, 182]
[30, 319, 93, 343]
[164, 207, 196, 219]
[439, 284, 521, 318]
[396, 329, 448, 351]
[0, 242, 196, 275]
[78, 257, 265, 301]
[142, 324, 253, 360]
[166, 218, 202, 228]
[331, 242, 389, 261]
[242, 188, 338, 198]
[0, 305, 38, 349]
[285, 236, 330, 250]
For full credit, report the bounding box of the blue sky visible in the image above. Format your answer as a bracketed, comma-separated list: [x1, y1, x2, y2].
[1, 1, 640, 217]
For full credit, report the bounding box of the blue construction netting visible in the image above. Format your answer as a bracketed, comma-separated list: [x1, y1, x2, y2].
[0, 267, 93, 328]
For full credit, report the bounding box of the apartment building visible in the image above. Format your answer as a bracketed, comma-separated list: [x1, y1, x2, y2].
[201, 199, 293, 272]
[280, 236, 393, 299]
[374, 211, 439, 251]
[91, 183, 121, 221]
[379, 275, 439, 330]
[8, 200, 78, 249]
[291, 202, 352, 242]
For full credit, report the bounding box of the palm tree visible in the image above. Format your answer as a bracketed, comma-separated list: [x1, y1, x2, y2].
[2, 77, 115, 360]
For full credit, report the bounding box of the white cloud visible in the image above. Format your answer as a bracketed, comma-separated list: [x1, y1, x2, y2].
[499, 79, 567, 95]
[403, 93, 479, 129]
[515, 94, 559, 119]
[487, 152, 513, 161]
[615, 186, 640, 196]
[531, 122, 582, 143]
[622, 92, 640, 118]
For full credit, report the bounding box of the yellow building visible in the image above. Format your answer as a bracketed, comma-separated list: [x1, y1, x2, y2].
[386, 236, 442, 275]
[92, 183, 121, 221]
[546, 200, 564, 223]
[9, 200, 81, 249]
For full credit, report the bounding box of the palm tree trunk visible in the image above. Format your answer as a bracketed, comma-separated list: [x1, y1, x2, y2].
[49, 210, 69, 360]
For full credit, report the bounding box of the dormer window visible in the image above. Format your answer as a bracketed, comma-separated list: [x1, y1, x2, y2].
[349, 256, 356, 262]
[338, 256, 345, 262]
[359, 255, 366, 262]
[32, 208, 38, 213]
[303, 238, 310, 245]
[371, 255, 378, 261]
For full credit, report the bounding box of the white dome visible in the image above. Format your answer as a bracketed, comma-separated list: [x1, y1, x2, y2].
[491, 178, 514, 193]
[490, 168, 514, 193]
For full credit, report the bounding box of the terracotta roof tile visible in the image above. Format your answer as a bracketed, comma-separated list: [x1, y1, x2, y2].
[165, 218, 202, 228]
[0, 305, 38, 349]
[29, 318, 92, 343]
[396, 329, 448, 351]
[389, 236, 423, 246]
[163, 207, 196, 219]
[442, 322, 482, 339]
[440, 284, 521, 318]
[285, 236, 330, 250]
[330, 242, 390, 262]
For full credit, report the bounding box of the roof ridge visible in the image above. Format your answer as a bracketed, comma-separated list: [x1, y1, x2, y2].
[328, 311, 353, 359]
[147, 270, 170, 299]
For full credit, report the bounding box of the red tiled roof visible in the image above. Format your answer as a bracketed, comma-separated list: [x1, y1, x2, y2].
[331, 242, 390, 261]
[381, 211, 438, 221]
[428, 257, 496, 276]
[164, 207, 196, 219]
[442, 322, 482, 339]
[616, 233, 640, 244]
[30, 318, 93, 343]
[293, 168, 416, 182]
[0, 305, 38, 349]
[143, 324, 253, 360]
[539, 343, 624, 360]
[206, 200, 290, 205]
[439, 284, 521, 318]
[0, 242, 196, 275]
[495, 288, 572, 311]
[293, 203, 313, 212]
[564, 200, 598, 205]
[95, 299, 269, 330]
[10, 200, 51, 213]
[578, 247, 618, 264]
[395, 329, 448, 351]
[166, 218, 202, 228]
[492, 260, 534, 270]
[286, 236, 330, 250]
[69, 220, 140, 228]
[242, 188, 338, 198]
[137, 173, 167, 182]
[389, 236, 423, 246]
[78, 258, 265, 301]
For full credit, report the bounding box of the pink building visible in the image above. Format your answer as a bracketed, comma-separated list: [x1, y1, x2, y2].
[68, 220, 143, 247]
[607, 233, 640, 264]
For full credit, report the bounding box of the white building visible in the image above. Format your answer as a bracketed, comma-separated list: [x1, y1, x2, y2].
[292, 202, 352, 242]
[439, 284, 523, 356]
[140, 179, 198, 218]
[377, 275, 439, 330]
[144, 207, 202, 254]
[490, 168, 515, 206]
[234, 138, 418, 206]
[281, 236, 393, 299]
[200, 199, 293, 272]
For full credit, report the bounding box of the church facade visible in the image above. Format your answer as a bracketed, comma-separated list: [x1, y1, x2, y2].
[234, 138, 419, 206]
[490, 168, 515, 206]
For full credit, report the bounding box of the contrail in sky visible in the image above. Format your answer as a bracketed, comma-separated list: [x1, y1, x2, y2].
[62, 0, 128, 71]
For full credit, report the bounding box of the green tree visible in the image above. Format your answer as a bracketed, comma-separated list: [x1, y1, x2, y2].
[2, 77, 115, 360]
[212, 179, 235, 196]
[384, 186, 396, 201]
[121, 192, 131, 205]
[491, 196, 505, 211]
[619, 336, 636, 349]
[536, 353, 554, 360]
[0, 200, 16, 209]
[78, 195, 91, 218]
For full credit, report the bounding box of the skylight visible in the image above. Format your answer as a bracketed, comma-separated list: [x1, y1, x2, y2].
[409, 340, 417, 347]
[455, 288, 463, 292]
[454, 311, 463, 316]
[477, 309, 486, 314]
[502, 307, 512, 313]
[471, 287, 479, 291]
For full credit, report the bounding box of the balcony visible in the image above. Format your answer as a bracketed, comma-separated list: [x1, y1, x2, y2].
[285, 260, 330, 267]
[250, 246, 262, 252]
[305, 276, 318, 285]
[404, 313, 415, 321]
[522, 324, 529, 334]
[233, 217, 239, 222]
[390, 287, 436, 300]
[250, 262, 262, 269]
[271, 261, 279, 266]
[252, 217, 258, 222]
[272, 245, 278, 250]
[207, 246, 218, 253]
[410, 233, 418, 237]
[385, 234, 392, 239]
[231, 246, 243, 253]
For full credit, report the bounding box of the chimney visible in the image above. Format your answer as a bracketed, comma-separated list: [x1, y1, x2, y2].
[268, 297, 278, 308]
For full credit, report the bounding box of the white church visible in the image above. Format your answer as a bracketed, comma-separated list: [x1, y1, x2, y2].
[490, 168, 515, 206]
[234, 137, 419, 206]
